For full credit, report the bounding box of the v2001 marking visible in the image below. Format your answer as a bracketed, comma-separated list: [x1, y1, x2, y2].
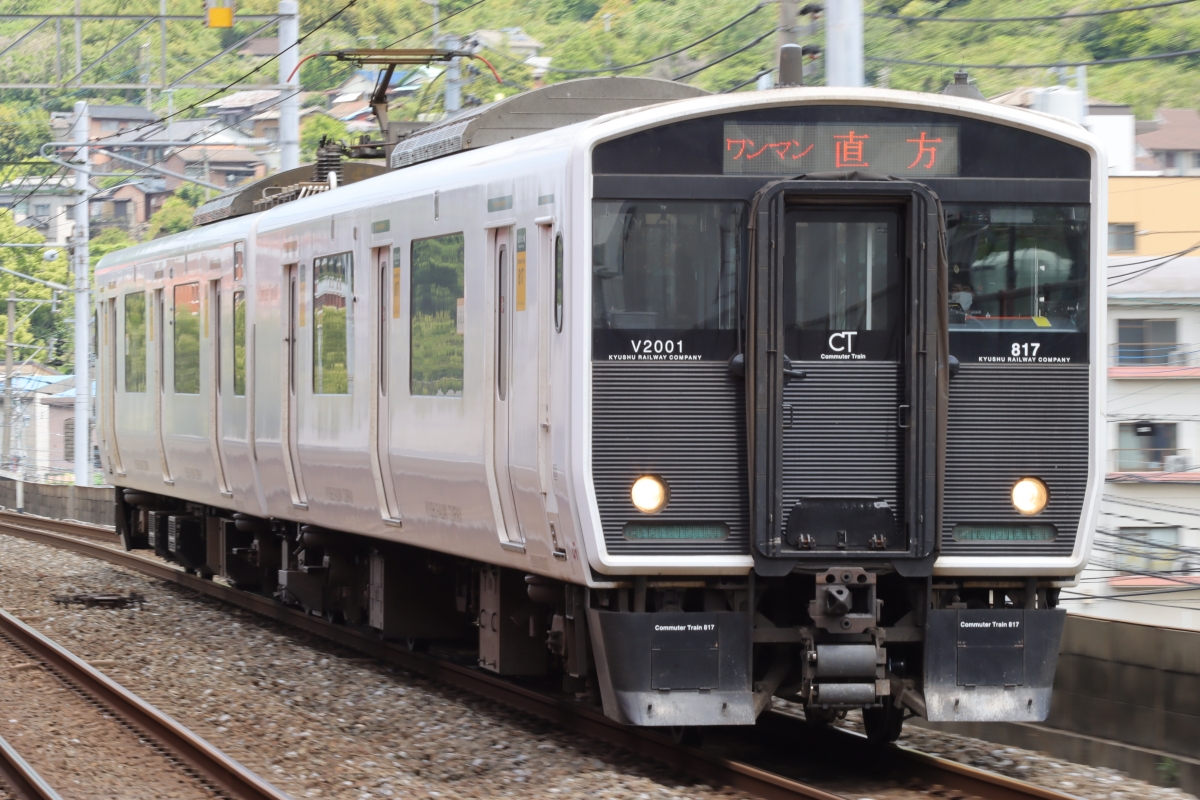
[631, 339, 684, 354]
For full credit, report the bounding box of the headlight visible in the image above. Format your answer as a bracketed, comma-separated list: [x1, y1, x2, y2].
[631, 475, 669, 514]
[1011, 477, 1049, 516]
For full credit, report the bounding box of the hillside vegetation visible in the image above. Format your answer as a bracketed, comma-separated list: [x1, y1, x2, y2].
[0, 0, 1197, 124]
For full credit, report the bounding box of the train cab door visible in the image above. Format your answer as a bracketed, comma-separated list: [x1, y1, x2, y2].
[371, 245, 401, 523]
[492, 228, 525, 546]
[282, 262, 308, 508]
[746, 180, 945, 574]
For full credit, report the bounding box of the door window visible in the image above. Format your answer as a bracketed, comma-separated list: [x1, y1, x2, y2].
[124, 292, 146, 392]
[783, 208, 903, 361]
[410, 234, 465, 397]
[312, 252, 353, 394]
[173, 283, 201, 394]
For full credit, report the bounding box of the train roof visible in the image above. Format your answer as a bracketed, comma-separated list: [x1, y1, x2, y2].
[98, 84, 1102, 273]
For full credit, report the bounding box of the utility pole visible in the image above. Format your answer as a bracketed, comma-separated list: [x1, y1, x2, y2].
[3, 292, 13, 468]
[826, 0, 864, 87]
[71, 100, 90, 488]
[444, 34, 462, 115]
[778, 0, 798, 63]
[278, 0, 301, 171]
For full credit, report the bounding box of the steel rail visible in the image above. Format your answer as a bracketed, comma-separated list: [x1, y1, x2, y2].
[0, 732, 63, 800]
[0, 514, 1082, 800]
[0, 605, 293, 800]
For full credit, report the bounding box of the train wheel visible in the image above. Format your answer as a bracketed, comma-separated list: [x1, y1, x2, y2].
[862, 703, 904, 744]
[803, 705, 838, 727]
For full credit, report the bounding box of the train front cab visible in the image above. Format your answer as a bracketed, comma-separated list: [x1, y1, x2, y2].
[582, 92, 1101, 740]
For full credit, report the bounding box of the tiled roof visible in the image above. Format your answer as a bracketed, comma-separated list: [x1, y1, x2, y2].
[89, 104, 158, 121]
[1138, 108, 1200, 151]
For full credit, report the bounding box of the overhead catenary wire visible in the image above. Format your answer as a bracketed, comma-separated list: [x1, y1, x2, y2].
[80, 0, 362, 148]
[532, 3, 769, 76]
[868, 47, 1200, 69]
[382, 0, 491, 48]
[868, 0, 1198, 23]
[672, 28, 779, 81]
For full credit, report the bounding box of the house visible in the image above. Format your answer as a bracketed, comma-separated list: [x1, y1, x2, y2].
[89, 178, 169, 230]
[246, 106, 326, 143]
[163, 147, 265, 189]
[38, 380, 95, 482]
[81, 105, 158, 172]
[0, 367, 71, 483]
[0, 176, 77, 246]
[469, 28, 543, 59]
[1135, 108, 1200, 175]
[200, 90, 282, 127]
[1056, 175, 1200, 630]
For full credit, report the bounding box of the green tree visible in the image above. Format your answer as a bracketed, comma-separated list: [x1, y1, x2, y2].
[301, 113, 349, 163]
[144, 195, 195, 240]
[89, 227, 136, 268]
[0, 210, 70, 370]
[0, 104, 50, 163]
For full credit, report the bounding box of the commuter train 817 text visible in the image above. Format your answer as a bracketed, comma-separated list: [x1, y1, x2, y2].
[95, 76, 1103, 742]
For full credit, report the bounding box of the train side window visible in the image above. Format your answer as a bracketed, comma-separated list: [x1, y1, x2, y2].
[554, 233, 564, 332]
[410, 233, 465, 397]
[313, 251, 353, 394]
[233, 242, 244, 281]
[173, 282, 201, 394]
[124, 292, 147, 392]
[233, 290, 246, 396]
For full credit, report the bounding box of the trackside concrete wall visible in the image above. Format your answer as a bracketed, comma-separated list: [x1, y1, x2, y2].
[920, 614, 1200, 794]
[0, 479, 114, 528]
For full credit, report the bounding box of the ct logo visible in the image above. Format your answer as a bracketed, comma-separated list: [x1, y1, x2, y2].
[828, 331, 858, 352]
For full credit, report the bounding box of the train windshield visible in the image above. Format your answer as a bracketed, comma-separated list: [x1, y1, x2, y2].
[592, 200, 745, 360]
[944, 204, 1089, 335]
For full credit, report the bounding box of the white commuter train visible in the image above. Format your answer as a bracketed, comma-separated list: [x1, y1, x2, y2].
[96, 77, 1104, 742]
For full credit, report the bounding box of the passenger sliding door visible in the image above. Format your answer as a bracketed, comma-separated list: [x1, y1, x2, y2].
[492, 228, 524, 545]
[281, 263, 307, 507]
[747, 181, 945, 574]
[371, 245, 401, 523]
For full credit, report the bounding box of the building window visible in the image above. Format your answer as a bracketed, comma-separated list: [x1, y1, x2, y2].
[410, 233, 464, 397]
[1163, 151, 1177, 169]
[233, 290, 246, 396]
[312, 252, 353, 394]
[1108, 223, 1136, 253]
[1117, 318, 1177, 365]
[32, 204, 49, 217]
[1115, 527, 1181, 575]
[64, 417, 74, 462]
[124, 292, 147, 392]
[173, 282, 201, 394]
[1116, 421, 1180, 471]
[100, 120, 119, 132]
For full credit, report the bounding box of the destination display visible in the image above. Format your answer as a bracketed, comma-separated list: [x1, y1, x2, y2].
[723, 122, 960, 177]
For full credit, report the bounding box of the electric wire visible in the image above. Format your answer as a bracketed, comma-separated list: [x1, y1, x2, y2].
[534, 3, 769, 75]
[867, 47, 1200, 69]
[867, 0, 1198, 23]
[82, 0, 362, 147]
[382, 0, 491, 48]
[721, 68, 773, 93]
[672, 28, 779, 81]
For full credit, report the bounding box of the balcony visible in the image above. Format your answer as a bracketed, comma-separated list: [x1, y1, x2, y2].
[1107, 448, 1200, 482]
[1108, 343, 1200, 378]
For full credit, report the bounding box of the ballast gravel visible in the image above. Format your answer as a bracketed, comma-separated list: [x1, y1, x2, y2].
[0, 534, 740, 800]
[0, 530, 1194, 800]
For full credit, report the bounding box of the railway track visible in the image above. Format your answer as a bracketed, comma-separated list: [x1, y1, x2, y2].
[0, 510, 1082, 800]
[0, 593, 293, 800]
